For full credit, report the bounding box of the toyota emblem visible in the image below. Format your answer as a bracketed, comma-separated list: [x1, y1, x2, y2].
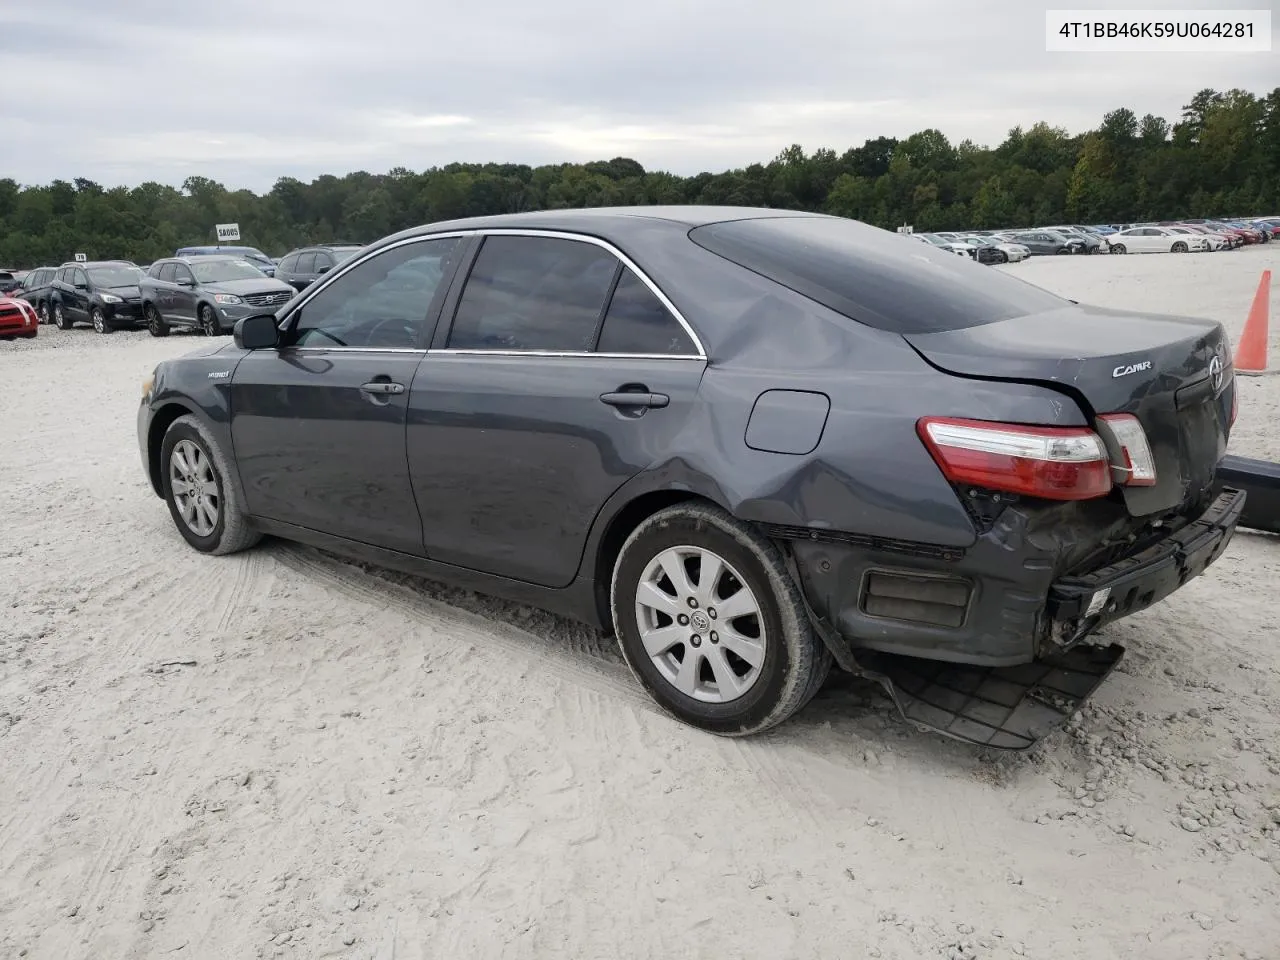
[1208, 353, 1224, 392]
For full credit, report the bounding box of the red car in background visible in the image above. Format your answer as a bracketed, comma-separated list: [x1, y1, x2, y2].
[0, 296, 38, 340]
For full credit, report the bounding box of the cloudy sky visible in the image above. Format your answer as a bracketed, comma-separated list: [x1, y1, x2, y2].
[0, 0, 1275, 192]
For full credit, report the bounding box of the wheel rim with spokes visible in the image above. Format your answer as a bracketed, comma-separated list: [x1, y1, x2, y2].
[634, 545, 766, 704]
[201, 308, 216, 335]
[169, 439, 220, 537]
[92, 310, 104, 332]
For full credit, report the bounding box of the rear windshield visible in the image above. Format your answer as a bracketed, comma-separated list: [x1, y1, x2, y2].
[688, 216, 1068, 334]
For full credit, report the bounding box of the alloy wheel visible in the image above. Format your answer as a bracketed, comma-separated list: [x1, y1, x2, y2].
[168, 439, 220, 537]
[634, 545, 766, 704]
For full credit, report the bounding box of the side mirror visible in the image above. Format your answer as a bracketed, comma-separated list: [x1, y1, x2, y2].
[178, 277, 195, 287]
[317, 264, 331, 274]
[234, 313, 281, 350]
[75, 281, 88, 290]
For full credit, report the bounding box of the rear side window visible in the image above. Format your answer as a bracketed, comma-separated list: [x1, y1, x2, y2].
[596, 268, 697, 355]
[448, 235, 619, 351]
[689, 217, 1067, 334]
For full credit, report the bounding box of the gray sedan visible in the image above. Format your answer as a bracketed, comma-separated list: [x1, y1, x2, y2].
[136, 207, 1243, 743]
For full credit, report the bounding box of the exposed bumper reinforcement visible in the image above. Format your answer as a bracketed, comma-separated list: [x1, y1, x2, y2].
[854, 643, 1126, 750]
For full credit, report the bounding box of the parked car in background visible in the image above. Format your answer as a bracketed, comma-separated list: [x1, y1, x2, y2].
[9, 266, 59, 321]
[50, 260, 146, 332]
[999, 230, 1083, 256]
[0, 295, 38, 340]
[140, 255, 297, 337]
[275, 243, 366, 291]
[953, 235, 1013, 264]
[1108, 226, 1211, 255]
[0, 271, 22, 295]
[176, 245, 277, 277]
[1175, 223, 1238, 249]
[135, 206, 1244, 741]
[1165, 225, 1227, 251]
[1044, 226, 1105, 254]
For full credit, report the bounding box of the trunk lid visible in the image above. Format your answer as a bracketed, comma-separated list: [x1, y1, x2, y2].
[904, 303, 1234, 517]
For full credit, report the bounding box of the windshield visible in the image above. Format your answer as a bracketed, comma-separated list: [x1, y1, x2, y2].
[191, 259, 266, 283]
[87, 265, 143, 286]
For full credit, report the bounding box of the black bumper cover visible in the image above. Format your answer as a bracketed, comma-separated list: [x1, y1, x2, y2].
[1046, 487, 1245, 635]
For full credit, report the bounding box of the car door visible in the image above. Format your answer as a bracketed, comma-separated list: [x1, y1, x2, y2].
[406, 232, 708, 588]
[1133, 228, 1162, 253]
[171, 262, 198, 325]
[69, 268, 91, 320]
[293, 252, 318, 291]
[229, 235, 466, 553]
[151, 263, 175, 318]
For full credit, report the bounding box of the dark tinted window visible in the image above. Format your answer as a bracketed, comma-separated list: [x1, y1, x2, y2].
[315, 252, 334, 271]
[295, 253, 317, 273]
[157, 263, 176, 282]
[291, 237, 460, 349]
[57, 268, 73, 283]
[596, 268, 697, 355]
[279, 254, 298, 273]
[448, 235, 619, 351]
[689, 217, 1068, 334]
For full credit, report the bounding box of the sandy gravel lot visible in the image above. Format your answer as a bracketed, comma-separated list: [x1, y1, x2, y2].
[1, 246, 1278, 960]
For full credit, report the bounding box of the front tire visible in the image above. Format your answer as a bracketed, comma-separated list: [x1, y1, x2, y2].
[610, 502, 831, 736]
[91, 307, 112, 334]
[160, 415, 261, 556]
[1172, 241, 1188, 253]
[199, 304, 220, 337]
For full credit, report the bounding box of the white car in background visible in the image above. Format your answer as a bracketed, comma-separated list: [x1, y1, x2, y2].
[1107, 226, 1211, 254]
[1166, 224, 1228, 251]
[912, 234, 972, 258]
[957, 234, 1030, 262]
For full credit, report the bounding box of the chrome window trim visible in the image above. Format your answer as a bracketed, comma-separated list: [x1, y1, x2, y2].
[277, 227, 709, 360]
[427, 349, 705, 361]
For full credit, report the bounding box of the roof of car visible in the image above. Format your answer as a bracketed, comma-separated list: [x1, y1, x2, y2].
[58, 259, 137, 267]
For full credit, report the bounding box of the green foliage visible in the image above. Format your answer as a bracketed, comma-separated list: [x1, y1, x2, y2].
[2, 87, 1277, 269]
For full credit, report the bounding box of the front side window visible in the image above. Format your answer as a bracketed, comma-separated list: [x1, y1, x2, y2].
[291, 237, 461, 349]
[447, 235, 619, 351]
[295, 253, 317, 274]
[596, 268, 697, 355]
[157, 263, 176, 282]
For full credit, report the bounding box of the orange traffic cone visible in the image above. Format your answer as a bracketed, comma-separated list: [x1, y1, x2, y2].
[1233, 269, 1272, 376]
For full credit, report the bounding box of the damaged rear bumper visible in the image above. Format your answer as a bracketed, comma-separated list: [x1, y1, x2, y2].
[1045, 487, 1245, 648]
[781, 487, 1245, 749]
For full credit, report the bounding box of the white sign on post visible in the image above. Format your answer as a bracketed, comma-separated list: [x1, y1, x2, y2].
[74, 252, 87, 262]
[896, 224, 914, 234]
[215, 223, 241, 242]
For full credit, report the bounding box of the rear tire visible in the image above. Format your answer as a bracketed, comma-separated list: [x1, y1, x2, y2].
[146, 304, 170, 337]
[159, 415, 261, 556]
[1111, 243, 1127, 254]
[610, 502, 831, 736]
[54, 302, 73, 329]
[37, 301, 49, 324]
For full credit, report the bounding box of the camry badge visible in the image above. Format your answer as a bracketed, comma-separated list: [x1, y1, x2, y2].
[1112, 360, 1152, 378]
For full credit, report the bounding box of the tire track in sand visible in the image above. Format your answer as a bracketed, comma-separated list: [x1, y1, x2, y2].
[269, 544, 649, 710]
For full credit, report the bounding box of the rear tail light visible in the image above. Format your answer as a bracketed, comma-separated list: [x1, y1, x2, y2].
[1096, 413, 1158, 486]
[917, 417, 1113, 501]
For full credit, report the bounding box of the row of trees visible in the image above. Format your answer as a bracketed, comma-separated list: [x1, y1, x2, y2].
[2, 86, 1278, 269]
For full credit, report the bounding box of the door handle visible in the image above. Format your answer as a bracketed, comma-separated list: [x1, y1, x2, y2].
[600, 390, 669, 409]
[360, 381, 405, 395]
